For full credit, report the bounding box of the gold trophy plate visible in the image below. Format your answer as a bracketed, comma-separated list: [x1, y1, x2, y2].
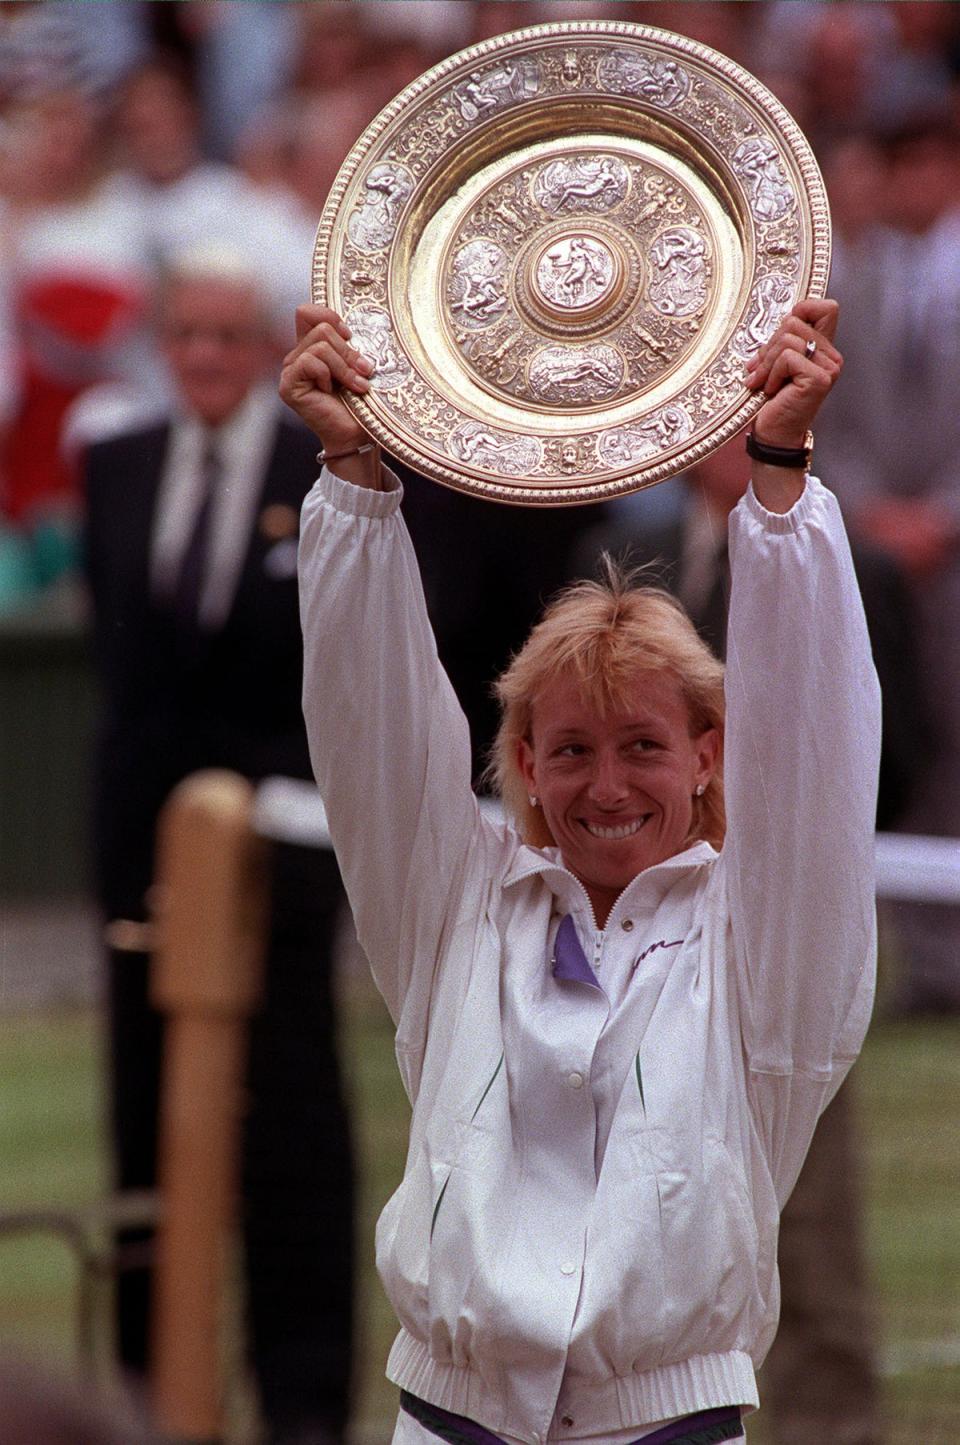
[313, 21, 830, 505]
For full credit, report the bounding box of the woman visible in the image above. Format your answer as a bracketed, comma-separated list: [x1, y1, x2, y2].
[281, 299, 880, 1445]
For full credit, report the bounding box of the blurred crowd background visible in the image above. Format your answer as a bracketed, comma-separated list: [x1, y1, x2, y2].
[0, 0, 958, 607]
[1, 3, 959, 1443]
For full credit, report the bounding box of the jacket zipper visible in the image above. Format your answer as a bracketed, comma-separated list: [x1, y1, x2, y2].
[582, 904, 647, 1113]
[592, 928, 604, 979]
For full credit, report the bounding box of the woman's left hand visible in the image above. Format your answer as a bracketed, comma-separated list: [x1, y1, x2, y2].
[746, 298, 842, 447]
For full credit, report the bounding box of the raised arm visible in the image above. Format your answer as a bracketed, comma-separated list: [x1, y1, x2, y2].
[280, 306, 489, 1047]
[726, 302, 880, 1197]
[745, 297, 843, 513]
[280, 303, 382, 488]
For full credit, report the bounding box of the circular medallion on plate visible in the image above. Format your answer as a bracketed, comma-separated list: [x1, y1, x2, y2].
[314, 20, 830, 504]
[533, 232, 621, 314]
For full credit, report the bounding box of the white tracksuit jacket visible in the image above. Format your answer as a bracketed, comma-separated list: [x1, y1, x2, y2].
[298, 466, 880, 1445]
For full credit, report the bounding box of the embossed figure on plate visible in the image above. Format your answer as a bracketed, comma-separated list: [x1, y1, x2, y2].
[344, 306, 411, 390]
[558, 438, 588, 471]
[448, 240, 509, 328]
[597, 405, 693, 466]
[460, 328, 523, 388]
[536, 236, 616, 310]
[560, 50, 582, 86]
[648, 225, 710, 317]
[452, 59, 540, 123]
[451, 421, 542, 474]
[734, 272, 795, 355]
[347, 163, 414, 253]
[528, 344, 624, 405]
[732, 137, 795, 222]
[532, 156, 629, 214]
[596, 51, 689, 107]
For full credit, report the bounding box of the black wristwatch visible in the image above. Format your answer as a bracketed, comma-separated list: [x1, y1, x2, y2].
[745, 428, 814, 470]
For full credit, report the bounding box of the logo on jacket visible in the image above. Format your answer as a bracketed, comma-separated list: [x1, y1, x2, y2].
[631, 938, 684, 975]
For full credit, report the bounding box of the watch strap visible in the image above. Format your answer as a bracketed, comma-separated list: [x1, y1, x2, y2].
[745, 428, 813, 469]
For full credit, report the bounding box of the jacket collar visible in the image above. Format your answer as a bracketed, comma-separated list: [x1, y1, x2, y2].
[503, 839, 717, 925]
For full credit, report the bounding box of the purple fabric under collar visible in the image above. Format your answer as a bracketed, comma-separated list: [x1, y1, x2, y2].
[551, 913, 601, 989]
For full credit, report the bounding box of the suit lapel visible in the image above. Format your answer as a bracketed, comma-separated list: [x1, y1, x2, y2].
[221, 421, 305, 624]
[122, 423, 172, 617]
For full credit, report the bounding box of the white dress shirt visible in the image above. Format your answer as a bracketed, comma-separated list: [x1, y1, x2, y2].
[150, 383, 280, 629]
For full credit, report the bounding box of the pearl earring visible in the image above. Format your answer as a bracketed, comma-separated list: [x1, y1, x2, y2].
[529, 794, 539, 808]
[695, 783, 705, 797]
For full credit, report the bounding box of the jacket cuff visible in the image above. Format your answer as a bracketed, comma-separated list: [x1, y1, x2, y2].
[315, 461, 403, 518]
[742, 473, 823, 534]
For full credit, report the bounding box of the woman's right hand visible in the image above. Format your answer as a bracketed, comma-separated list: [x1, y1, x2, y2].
[279, 304, 376, 462]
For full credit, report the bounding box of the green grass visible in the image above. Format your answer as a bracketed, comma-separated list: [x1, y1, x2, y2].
[342, 976, 410, 1442]
[0, 1010, 108, 1364]
[858, 1021, 960, 1445]
[1, 992, 958, 1443]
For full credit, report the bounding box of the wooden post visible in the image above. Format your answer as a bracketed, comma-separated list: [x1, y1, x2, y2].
[149, 771, 269, 1443]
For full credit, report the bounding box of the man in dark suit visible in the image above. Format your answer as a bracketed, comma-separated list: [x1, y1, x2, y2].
[82, 254, 353, 1445]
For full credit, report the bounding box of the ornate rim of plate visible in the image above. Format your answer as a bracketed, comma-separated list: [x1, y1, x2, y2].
[313, 21, 830, 506]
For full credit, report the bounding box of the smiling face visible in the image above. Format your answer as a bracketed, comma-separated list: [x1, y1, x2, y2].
[518, 668, 719, 927]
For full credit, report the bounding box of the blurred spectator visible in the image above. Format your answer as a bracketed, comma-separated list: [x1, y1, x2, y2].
[0, 79, 155, 605]
[235, 87, 375, 237]
[817, 111, 960, 1013]
[290, 1, 367, 96]
[821, 133, 888, 249]
[755, 2, 892, 149]
[757, 0, 960, 148]
[81, 249, 355, 1444]
[111, 53, 299, 306]
[471, 1, 538, 45]
[141, 0, 300, 162]
[878, 2, 960, 134]
[626, 2, 754, 67]
[191, 0, 299, 161]
[232, 82, 382, 333]
[0, 0, 147, 105]
[351, 2, 472, 112]
[112, 51, 215, 192]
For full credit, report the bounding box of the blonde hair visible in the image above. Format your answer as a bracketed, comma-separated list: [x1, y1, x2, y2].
[489, 559, 726, 850]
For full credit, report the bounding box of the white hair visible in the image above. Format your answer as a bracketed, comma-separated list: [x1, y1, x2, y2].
[158, 243, 274, 333]
[161, 241, 265, 295]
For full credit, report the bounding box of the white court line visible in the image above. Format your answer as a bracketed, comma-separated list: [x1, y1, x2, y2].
[254, 777, 960, 906]
[883, 1334, 960, 1377]
[874, 833, 960, 904]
